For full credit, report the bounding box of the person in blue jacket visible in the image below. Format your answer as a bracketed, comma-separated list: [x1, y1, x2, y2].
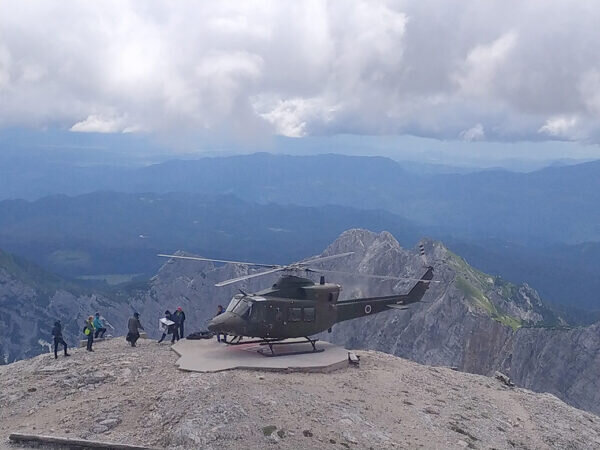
[93, 313, 107, 339]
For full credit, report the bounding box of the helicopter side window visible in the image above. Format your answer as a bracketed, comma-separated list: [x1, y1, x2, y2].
[288, 307, 302, 322]
[303, 307, 315, 322]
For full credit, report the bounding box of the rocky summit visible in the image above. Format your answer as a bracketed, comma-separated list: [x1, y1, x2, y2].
[1, 338, 600, 450]
[2, 229, 599, 420]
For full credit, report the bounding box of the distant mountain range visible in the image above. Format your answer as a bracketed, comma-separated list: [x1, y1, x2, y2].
[2, 152, 600, 244]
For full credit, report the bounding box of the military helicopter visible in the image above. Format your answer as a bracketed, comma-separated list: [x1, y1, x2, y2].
[158, 246, 434, 356]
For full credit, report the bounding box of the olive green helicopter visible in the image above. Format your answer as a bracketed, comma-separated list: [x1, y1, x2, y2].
[158, 245, 435, 356]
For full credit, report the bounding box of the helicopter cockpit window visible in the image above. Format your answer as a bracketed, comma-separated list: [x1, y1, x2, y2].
[288, 307, 302, 322]
[226, 294, 244, 312]
[232, 298, 252, 318]
[303, 307, 315, 322]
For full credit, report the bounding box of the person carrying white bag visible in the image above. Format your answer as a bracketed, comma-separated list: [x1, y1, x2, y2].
[157, 310, 178, 343]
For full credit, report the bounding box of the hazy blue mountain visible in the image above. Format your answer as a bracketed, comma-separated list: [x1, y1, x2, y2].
[3, 151, 600, 244]
[0, 192, 419, 279]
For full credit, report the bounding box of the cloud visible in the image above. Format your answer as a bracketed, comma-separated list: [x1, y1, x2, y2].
[70, 115, 129, 133]
[1, 1, 600, 146]
[460, 123, 485, 142]
[536, 115, 592, 142]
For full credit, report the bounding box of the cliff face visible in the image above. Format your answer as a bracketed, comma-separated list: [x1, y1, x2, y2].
[495, 323, 600, 414]
[0, 250, 126, 364]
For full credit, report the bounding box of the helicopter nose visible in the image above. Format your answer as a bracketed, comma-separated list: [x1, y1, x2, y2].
[208, 312, 235, 334]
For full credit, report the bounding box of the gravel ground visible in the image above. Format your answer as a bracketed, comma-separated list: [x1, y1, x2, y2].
[1, 338, 600, 450]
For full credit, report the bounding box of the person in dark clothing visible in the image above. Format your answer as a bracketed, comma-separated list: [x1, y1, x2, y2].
[126, 312, 144, 347]
[215, 305, 227, 343]
[174, 307, 186, 339]
[170, 310, 181, 342]
[158, 310, 179, 343]
[93, 312, 107, 338]
[83, 316, 95, 351]
[51, 320, 70, 359]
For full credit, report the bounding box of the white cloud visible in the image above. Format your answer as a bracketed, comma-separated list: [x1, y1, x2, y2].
[70, 115, 128, 133]
[1, 1, 600, 145]
[538, 116, 579, 139]
[460, 123, 485, 141]
[454, 31, 518, 98]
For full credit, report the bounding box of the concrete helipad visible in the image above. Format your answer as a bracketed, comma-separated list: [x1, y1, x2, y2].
[171, 338, 349, 373]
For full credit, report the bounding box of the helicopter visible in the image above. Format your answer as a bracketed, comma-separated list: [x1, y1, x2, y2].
[158, 247, 435, 356]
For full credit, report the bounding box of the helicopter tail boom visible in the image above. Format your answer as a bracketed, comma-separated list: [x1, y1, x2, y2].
[335, 266, 434, 323]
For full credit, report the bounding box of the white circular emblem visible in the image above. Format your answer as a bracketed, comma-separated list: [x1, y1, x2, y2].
[364, 305, 372, 314]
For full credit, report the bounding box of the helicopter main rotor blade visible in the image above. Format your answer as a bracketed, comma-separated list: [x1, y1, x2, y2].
[157, 254, 280, 268]
[306, 268, 440, 283]
[214, 267, 286, 287]
[300, 252, 355, 266]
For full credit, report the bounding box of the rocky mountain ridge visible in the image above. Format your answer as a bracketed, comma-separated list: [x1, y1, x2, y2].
[1, 229, 599, 418]
[1, 338, 600, 450]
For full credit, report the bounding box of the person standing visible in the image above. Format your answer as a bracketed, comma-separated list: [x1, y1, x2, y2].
[126, 312, 144, 347]
[83, 316, 95, 351]
[51, 320, 70, 359]
[158, 310, 178, 343]
[93, 313, 107, 339]
[174, 307, 186, 340]
[215, 305, 227, 343]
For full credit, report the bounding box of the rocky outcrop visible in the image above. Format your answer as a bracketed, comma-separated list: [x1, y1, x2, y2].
[2, 338, 600, 450]
[317, 230, 600, 416]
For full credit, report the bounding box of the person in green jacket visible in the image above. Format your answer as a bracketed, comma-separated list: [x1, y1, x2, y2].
[83, 316, 95, 351]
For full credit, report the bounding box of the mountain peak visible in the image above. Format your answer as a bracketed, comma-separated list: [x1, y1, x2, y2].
[2, 338, 599, 449]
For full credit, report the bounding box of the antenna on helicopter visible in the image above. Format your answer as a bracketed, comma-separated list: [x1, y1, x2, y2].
[419, 242, 430, 267]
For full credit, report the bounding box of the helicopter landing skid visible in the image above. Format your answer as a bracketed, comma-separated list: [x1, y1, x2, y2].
[223, 336, 284, 345]
[257, 337, 324, 357]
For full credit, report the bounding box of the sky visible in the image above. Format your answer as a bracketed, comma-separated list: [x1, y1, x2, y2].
[1, 1, 600, 164]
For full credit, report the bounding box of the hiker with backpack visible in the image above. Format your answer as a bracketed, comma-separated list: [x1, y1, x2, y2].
[83, 316, 95, 351]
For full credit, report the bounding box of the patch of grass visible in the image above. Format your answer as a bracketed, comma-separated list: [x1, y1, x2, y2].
[496, 314, 522, 331]
[456, 276, 522, 331]
[456, 277, 495, 315]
